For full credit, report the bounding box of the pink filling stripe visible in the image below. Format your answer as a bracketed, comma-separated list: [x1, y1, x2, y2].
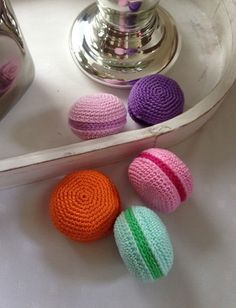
[139, 152, 187, 202]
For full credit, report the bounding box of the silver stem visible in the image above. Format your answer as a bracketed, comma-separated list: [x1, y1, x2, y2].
[97, 0, 160, 31]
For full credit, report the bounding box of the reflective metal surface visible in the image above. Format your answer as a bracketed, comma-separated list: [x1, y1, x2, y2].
[0, 0, 34, 119]
[70, 0, 180, 88]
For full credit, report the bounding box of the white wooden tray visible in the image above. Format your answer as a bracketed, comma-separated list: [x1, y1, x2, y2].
[0, 0, 236, 189]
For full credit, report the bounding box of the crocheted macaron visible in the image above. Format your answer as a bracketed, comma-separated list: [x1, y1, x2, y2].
[114, 206, 174, 282]
[128, 148, 193, 213]
[128, 74, 184, 126]
[49, 170, 121, 242]
[68, 93, 127, 140]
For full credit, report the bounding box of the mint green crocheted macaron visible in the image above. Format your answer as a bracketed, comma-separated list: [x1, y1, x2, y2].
[114, 206, 174, 282]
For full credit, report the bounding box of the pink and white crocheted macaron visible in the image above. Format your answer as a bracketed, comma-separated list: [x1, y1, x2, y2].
[128, 148, 193, 213]
[68, 93, 127, 140]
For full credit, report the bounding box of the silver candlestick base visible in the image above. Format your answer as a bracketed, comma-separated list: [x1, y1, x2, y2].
[70, 0, 180, 88]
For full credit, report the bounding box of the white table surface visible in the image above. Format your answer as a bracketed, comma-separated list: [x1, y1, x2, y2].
[1, 83, 236, 308]
[1, 1, 236, 307]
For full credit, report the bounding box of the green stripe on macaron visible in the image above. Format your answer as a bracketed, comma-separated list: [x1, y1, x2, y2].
[124, 208, 164, 279]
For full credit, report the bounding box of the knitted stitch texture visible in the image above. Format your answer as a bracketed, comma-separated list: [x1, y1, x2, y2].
[128, 74, 184, 126]
[49, 170, 121, 242]
[68, 94, 127, 140]
[128, 148, 193, 213]
[114, 206, 174, 282]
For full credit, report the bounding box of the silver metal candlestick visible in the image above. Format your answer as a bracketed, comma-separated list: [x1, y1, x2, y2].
[70, 0, 180, 88]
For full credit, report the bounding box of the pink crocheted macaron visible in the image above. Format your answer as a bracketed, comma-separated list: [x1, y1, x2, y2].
[68, 93, 127, 140]
[128, 148, 193, 213]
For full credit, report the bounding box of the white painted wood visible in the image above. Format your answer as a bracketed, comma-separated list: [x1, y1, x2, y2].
[0, 0, 236, 189]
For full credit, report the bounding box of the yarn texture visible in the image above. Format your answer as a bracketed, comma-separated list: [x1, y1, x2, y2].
[68, 93, 127, 139]
[128, 148, 193, 213]
[128, 74, 184, 125]
[49, 170, 121, 242]
[114, 206, 174, 282]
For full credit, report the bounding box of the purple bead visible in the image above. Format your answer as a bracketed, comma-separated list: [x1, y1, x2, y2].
[127, 48, 138, 56]
[128, 74, 184, 126]
[128, 1, 142, 12]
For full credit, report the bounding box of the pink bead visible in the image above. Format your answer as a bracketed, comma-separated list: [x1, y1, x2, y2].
[128, 148, 193, 213]
[118, 0, 128, 6]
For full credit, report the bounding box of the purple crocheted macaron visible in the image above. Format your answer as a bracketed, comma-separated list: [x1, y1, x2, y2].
[69, 94, 127, 140]
[128, 74, 184, 126]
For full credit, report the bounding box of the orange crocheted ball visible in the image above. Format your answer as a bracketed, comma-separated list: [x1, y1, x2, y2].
[49, 170, 121, 242]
